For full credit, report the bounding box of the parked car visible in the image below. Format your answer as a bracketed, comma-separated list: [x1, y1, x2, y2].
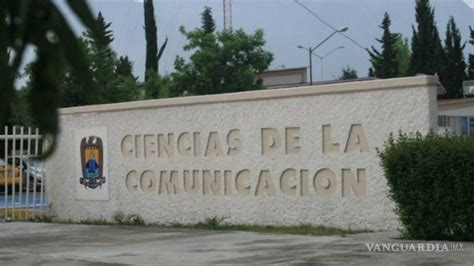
[0, 159, 21, 190]
[7, 156, 44, 191]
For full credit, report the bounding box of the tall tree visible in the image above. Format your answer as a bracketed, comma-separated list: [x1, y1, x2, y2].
[171, 7, 273, 96]
[87, 12, 113, 51]
[468, 26, 474, 80]
[85, 13, 118, 103]
[61, 38, 92, 107]
[144, 0, 168, 80]
[443, 17, 466, 98]
[61, 14, 139, 107]
[201, 6, 216, 34]
[368, 12, 399, 78]
[409, 0, 445, 77]
[394, 35, 411, 77]
[116, 56, 136, 80]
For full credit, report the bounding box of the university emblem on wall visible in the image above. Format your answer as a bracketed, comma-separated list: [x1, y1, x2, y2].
[79, 136, 106, 189]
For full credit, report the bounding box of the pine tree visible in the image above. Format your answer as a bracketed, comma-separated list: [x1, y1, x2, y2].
[115, 56, 136, 80]
[394, 35, 411, 77]
[81, 13, 118, 104]
[443, 17, 466, 98]
[144, 0, 167, 80]
[368, 12, 399, 78]
[468, 26, 474, 80]
[87, 12, 114, 50]
[201, 6, 216, 34]
[338, 66, 358, 80]
[61, 14, 139, 106]
[409, 0, 445, 76]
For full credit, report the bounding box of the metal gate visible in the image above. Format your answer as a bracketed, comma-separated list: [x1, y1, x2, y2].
[0, 126, 47, 220]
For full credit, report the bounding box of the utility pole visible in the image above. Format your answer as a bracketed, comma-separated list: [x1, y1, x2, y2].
[297, 27, 348, 84]
[314, 46, 345, 80]
[309, 48, 313, 84]
[223, 0, 232, 30]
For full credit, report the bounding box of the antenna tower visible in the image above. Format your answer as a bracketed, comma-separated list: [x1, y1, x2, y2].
[223, 0, 232, 30]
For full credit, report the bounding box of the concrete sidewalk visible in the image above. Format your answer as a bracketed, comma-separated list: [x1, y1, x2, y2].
[0, 222, 472, 265]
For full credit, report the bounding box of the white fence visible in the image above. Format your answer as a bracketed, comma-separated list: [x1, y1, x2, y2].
[1, 126, 47, 220]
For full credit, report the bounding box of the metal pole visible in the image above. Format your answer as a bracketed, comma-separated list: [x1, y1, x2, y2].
[19, 127, 23, 219]
[32, 128, 39, 218]
[4, 126, 8, 216]
[309, 48, 313, 85]
[311, 30, 339, 51]
[11, 126, 16, 212]
[26, 127, 31, 219]
[39, 137, 45, 216]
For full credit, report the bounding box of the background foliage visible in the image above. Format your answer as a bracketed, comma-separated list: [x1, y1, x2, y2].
[338, 66, 358, 80]
[171, 7, 273, 96]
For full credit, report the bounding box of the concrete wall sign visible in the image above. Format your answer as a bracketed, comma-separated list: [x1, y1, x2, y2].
[47, 76, 439, 230]
[122, 125, 368, 198]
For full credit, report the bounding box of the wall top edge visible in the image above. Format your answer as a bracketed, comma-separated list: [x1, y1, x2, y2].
[60, 75, 439, 115]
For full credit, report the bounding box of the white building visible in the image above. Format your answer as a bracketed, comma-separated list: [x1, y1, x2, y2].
[257, 67, 308, 89]
[438, 98, 474, 136]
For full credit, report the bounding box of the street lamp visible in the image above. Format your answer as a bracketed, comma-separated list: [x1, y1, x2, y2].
[298, 26, 348, 84]
[313, 45, 344, 80]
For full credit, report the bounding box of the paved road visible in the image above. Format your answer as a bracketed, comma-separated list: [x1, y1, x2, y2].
[0, 222, 472, 265]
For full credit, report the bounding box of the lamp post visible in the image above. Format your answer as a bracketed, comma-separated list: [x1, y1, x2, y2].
[297, 45, 314, 84]
[298, 26, 348, 84]
[314, 45, 344, 80]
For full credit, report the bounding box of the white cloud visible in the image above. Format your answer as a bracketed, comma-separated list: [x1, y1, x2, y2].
[464, 0, 474, 8]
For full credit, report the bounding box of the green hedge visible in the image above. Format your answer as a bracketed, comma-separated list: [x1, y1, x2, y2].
[379, 133, 474, 241]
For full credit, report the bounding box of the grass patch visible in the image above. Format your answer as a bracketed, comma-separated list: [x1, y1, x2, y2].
[49, 214, 145, 226]
[172, 217, 363, 236]
[49, 219, 112, 226]
[113, 212, 145, 226]
[29, 215, 54, 223]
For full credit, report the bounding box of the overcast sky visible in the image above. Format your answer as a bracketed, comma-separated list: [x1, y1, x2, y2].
[46, 0, 474, 84]
[465, 0, 474, 7]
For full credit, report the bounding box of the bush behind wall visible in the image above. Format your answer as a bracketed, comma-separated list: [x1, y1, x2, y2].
[379, 132, 474, 241]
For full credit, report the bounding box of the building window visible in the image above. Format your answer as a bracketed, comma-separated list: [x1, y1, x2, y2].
[438, 115, 450, 127]
[461, 117, 469, 135]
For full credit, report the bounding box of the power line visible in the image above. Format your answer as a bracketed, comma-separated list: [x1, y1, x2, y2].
[294, 0, 367, 51]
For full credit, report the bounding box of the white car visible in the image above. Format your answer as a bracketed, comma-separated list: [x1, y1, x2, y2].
[7, 156, 44, 191]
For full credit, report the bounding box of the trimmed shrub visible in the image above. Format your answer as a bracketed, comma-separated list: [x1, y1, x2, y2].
[379, 132, 474, 241]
